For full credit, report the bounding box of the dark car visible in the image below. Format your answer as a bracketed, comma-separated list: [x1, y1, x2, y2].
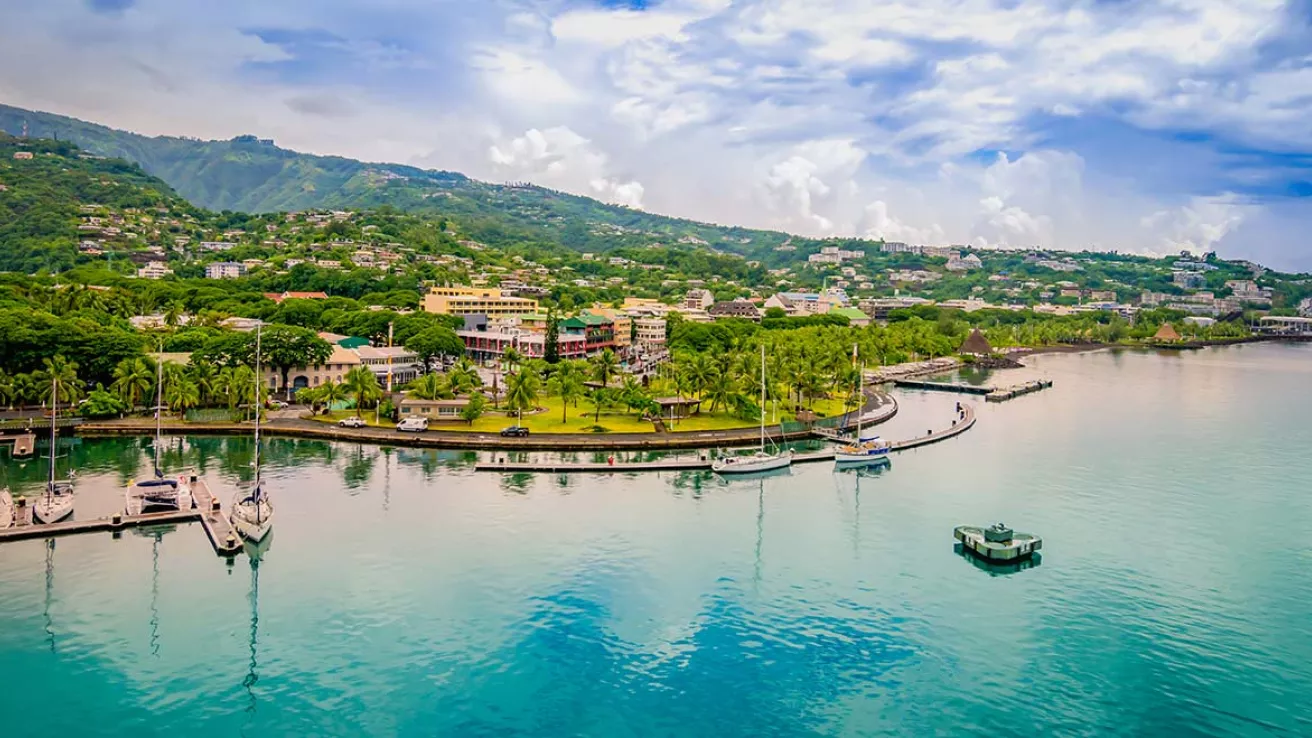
[499, 426, 530, 438]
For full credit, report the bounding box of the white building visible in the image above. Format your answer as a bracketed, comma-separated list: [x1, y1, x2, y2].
[633, 317, 667, 350]
[683, 289, 715, 311]
[205, 262, 247, 279]
[136, 261, 173, 280]
[353, 346, 422, 389]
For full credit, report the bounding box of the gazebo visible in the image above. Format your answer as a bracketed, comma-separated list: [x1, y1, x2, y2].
[1153, 322, 1182, 342]
[959, 328, 994, 356]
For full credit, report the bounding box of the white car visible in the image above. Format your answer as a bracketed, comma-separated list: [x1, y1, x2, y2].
[396, 416, 429, 432]
[338, 416, 367, 428]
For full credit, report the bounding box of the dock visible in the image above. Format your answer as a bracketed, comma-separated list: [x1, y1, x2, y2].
[0, 477, 243, 557]
[1, 432, 36, 457]
[954, 524, 1042, 563]
[895, 378, 1052, 402]
[189, 479, 242, 556]
[475, 404, 975, 473]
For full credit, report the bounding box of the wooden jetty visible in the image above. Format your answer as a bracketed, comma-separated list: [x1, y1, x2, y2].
[1, 432, 36, 457]
[895, 378, 1052, 403]
[0, 477, 243, 557]
[475, 404, 976, 474]
[190, 478, 243, 556]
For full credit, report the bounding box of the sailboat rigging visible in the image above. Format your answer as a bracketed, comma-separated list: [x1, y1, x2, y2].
[231, 325, 274, 542]
[834, 346, 890, 467]
[712, 344, 793, 474]
[33, 375, 74, 523]
[126, 355, 192, 514]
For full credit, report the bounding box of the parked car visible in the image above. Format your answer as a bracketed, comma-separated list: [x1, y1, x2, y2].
[499, 425, 530, 438]
[396, 416, 429, 433]
[338, 416, 367, 428]
[267, 400, 289, 410]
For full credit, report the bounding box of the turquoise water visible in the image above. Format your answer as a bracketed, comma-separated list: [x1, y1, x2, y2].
[2, 343, 1311, 736]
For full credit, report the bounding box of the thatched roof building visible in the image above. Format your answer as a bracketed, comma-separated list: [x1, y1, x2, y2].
[959, 328, 993, 356]
[1153, 322, 1182, 342]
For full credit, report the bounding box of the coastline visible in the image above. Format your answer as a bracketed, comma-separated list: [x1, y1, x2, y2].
[74, 392, 899, 451]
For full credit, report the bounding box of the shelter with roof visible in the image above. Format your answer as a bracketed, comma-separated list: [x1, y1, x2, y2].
[959, 328, 994, 356]
[1153, 322, 1182, 342]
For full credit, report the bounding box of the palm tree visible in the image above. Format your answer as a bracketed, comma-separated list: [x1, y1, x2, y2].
[343, 367, 383, 418]
[545, 362, 585, 423]
[448, 358, 482, 394]
[163, 300, 185, 328]
[37, 355, 84, 406]
[502, 347, 524, 375]
[589, 349, 620, 388]
[111, 357, 154, 409]
[619, 375, 649, 415]
[704, 372, 739, 414]
[213, 367, 239, 409]
[189, 360, 218, 407]
[504, 368, 541, 424]
[0, 370, 14, 409]
[410, 373, 453, 400]
[318, 378, 347, 412]
[164, 376, 201, 412]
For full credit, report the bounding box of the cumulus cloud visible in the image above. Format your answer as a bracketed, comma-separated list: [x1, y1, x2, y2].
[2, 0, 1310, 267]
[489, 127, 645, 208]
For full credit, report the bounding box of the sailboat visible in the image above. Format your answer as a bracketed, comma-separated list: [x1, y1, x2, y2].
[834, 358, 890, 467]
[125, 357, 192, 515]
[0, 486, 13, 529]
[33, 376, 74, 524]
[231, 326, 274, 542]
[712, 345, 792, 474]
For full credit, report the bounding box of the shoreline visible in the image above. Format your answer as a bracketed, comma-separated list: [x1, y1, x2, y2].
[73, 393, 899, 452]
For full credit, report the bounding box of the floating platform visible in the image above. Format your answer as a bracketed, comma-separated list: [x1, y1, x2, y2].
[985, 380, 1053, 402]
[954, 523, 1042, 563]
[476, 405, 976, 473]
[0, 477, 242, 557]
[2, 432, 36, 457]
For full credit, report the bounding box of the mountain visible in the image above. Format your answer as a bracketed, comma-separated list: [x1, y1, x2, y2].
[0, 103, 792, 260]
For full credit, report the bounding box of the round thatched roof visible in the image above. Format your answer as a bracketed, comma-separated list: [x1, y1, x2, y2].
[959, 328, 993, 355]
[1153, 322, 1182, 341]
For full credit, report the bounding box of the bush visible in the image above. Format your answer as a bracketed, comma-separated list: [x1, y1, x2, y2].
[81, 387, 127, 418]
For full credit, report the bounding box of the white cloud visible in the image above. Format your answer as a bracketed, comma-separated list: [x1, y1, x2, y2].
[1142, 194, 1254, 255]
[489, 127, 645, 209]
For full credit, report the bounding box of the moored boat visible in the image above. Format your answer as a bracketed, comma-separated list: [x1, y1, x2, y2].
[713, 345, 791, 475]
[33, 376, 75, 524]
[125, 357, 192, 515]
[834, 351, 891, 468]
[954, 522, 1041, 563]
[231, 325, 274, 542]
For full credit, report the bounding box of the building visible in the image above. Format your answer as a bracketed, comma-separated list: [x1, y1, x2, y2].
[423, 286, 539, 317]
[198, 241, 237, 252]
[266, 345, 361, 396]
[880, 241, 919, 254]
[136, 261, 173, 280]
[828, 306, 871, 327]
[1172, 271, 1207, 289]
[1299, 297, 1312, 318]
[709, 300, 763, 322]
[584, 308, 632, 350]
[264, 291, 330, 304]
[946, 253, 983, 271]
[205, 262, 247, 279]
[633, 316, 667, 350]
[561, 314, 616, 354]
[683, 289, 715, 311]
[1259, 316, 1312, 335]
[353, 346, 422, 389]
[959, 329, 994, 356]
[12, 151, 33, 160]
[458, 327, 587, 362]
[398, 397, 474, 422]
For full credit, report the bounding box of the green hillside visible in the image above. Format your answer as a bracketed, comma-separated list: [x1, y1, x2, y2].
[0, 103, 789, 259]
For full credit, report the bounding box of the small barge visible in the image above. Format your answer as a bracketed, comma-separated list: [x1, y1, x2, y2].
[954, 523, 1041, 563]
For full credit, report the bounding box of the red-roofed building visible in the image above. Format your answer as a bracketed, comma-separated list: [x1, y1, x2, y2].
[263, 291, 330, 304]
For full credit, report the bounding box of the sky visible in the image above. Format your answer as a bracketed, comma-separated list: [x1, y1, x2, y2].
[2, 0, 1312, 271]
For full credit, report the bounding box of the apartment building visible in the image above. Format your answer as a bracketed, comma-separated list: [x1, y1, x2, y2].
[423, 286, 539, 317]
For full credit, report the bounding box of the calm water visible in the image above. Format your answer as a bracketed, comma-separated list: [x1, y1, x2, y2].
[2, 344, 1311, 736]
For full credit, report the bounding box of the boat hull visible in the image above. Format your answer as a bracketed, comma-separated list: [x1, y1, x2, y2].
[0, 490, 13, 529]
[834, 451, 891, 466]
[33, 494, 73, 524]
[712, 454, 792, 474]
[230, 496, 274, 543]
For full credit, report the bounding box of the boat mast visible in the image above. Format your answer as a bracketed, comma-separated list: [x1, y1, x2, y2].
[47, 375, 57, 496]
[253, 325, 262, 490]
[759, 343, 766, 454]
[154, 351, 163, 476]
[853, 343, 862, 443]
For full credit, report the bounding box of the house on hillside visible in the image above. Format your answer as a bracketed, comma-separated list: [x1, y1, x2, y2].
[709, 300, 763, 322]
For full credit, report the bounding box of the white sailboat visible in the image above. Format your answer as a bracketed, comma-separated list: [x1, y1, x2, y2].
[231, 326, 274, 542]
[713, 345, 792, 474]
[0, 486, 13, 530]
[33, 376, 74, 524]
[125, 357, 192, 515]
[835, 356, 890, 467]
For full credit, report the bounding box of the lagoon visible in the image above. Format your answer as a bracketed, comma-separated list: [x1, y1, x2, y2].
[2, 343, 1311, 736]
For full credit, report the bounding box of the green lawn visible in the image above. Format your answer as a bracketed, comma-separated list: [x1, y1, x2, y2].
[309, 409, 394, 428]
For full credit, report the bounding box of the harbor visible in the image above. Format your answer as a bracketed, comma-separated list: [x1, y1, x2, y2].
[474, 403, 975, 473]
[894, 378, 1053, 402]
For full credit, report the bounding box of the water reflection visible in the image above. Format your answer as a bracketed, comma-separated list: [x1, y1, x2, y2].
[953, 543, 1043, 576]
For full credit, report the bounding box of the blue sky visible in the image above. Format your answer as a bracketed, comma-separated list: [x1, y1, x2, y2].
[3, 0, 1312, 270]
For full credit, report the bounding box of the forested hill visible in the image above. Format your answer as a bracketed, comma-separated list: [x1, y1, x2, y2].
[0, 133, 199, 273]
[0, 103, 789, 260]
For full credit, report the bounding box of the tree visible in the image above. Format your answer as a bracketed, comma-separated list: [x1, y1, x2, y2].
[502, 347, 524, 375]
[163, 300, 185, 328]
[261, 325, 333, 401]
[587, 386, 615, 423]
[405, 326, 464, 374]
[448, 358, 482, 394]
[460, 394, 486, 425]
[589, 349, 619, 387]
[0, 370, 14, 409]
[318, 378, 347, 412]
[410, 372, 453, 400]
[544, 311, 561, 364]
[81, 385, 128, 419]
[188, 360, 218, 407]
[343, 367, 383, 418]
[36, 355, 84, 406]
[111, 357, 154, 409]
[504, 368, 541, 424]
[545, 361, 585, 423]
[164, 376, 201, 412]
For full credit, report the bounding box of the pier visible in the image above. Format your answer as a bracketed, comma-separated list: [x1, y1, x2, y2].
[0, 477, 243, 557]
[475, 404, 975, 473]
[1, 432, 36, 457]
[894, 378, 1052, 402]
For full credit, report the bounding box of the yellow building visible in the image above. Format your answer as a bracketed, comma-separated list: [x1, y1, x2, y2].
[622, 297, 665, 311]
[423, 286, 539, 317]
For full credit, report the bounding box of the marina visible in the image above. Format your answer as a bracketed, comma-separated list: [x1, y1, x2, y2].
[894, 377, 1053, 402]
[1, 432, 36, 458]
